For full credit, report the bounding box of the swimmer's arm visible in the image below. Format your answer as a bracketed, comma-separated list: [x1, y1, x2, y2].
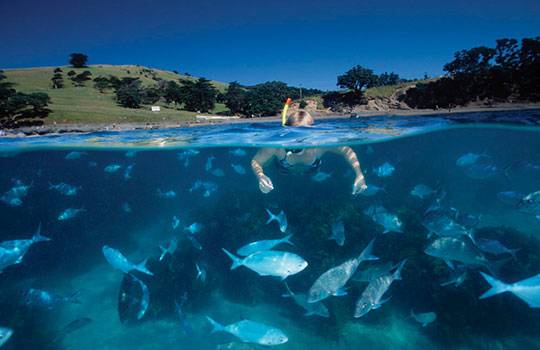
[329, 146, 365, 178]
[251, 149, 277, 178]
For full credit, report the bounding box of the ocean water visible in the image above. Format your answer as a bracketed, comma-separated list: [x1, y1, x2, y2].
[1, 111, 540, 349]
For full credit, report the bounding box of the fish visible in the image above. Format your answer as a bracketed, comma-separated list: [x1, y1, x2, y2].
[231, 164, 246, 175]
[49, 182, 79, 196]
[189, 180, 218, 197]
[410, 309, 437, 327]
[22, 288, 81, 309]
[125, 150, 138, 158]
[104, 164, 122, 173]
[475, 238, 520, 260]
[102, 245, 153, 276]
[172, 216, 181, 230]
[373, 162, 395, 177]
[1, 180, 31, 207]
[359, 184, 385, 197]
[130, 274, 150, 320]
[159, 237, 178, 261]
[456, 153, 482, 167]
[58, 207, 85, 221]
[211, 168, 225, 177]
[205, 156, 215, 171]
[364, 205, 403, 234]
[0, 327, 13, 347]
[352, 261, 395, 283]
[65, 151, 85, 160]
[266, 209, 288, 233]
[88, 161, 98, 168]
[229, 148, 247, 157]
[184, 223, 202, 235]
[329, 218, 345, 246]
[0, 224, 51, 272]
[457, 154, 499, 179]
[410, 184, 435, 199]
[123, 164, 135, 180]
[237, 234, 293, 257]
[121, 202, 132, 213]
[422, 211, 474, 241]
[206, 317, 288, 346]
[440, 265, 468, 287]
[175, 293, 194, 335]
[308, 239, 378, 303]
[497, 191, 525, 207]
[479, 271, 540, 308]
[177, 149, 200, 167]
[52, 317, 93, 343]
[222, 249, 307, 280]
[354, 260, 406, 318]
[187, 235, 202, 250]
[157, 189, 177, 198]
[518, 190, 540, 215]
[282, 282, 329, 318]
[196, 263, 207, 282]
[311, 172, 332, 182]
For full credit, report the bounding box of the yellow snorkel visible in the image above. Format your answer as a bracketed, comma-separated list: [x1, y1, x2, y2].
[281, 98, 293, 126]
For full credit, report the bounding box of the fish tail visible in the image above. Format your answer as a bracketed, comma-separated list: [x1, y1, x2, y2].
[393, 259, 408, 280]
[206, 316, 224, 333]
[136, 258, 154, 276]
[159, 246, 167, 261]
[196, 263, 202, 280]
[509, 248, 521, 261]
[265, 209, 276, 224]
[359, 238, 379, 262]
[282, 234, 294, 246]
[222, 248, 243, 270]
[67, 290, 82, 304]
[33, 223, 51, 242]
[467, 230, 476, 245]
[479, 272, 510, 299]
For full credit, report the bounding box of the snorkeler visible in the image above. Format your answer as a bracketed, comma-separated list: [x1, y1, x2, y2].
[251, 110, 367, 195]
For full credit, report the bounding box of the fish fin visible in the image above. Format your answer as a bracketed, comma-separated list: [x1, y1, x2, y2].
[206, 316, 224, 333]
[282, 281, 294, 298]
[333, 287, 348, 297]
[373, 296, 391, 309]
[282, 234, 294, 246]
[393, 259, 407, 280]
[479, 272, 509, 299]
[444, 259, 455, 270]
[136, 258, 154, 276]
[265, 209, 276, 224]
[159, 245, 167, 261]
[33, 223, 51, 243]
[509, 248, 521, 261]
[222, 248, 243, 270]
[67, 290, 82, 304]
[359, 238, 379, 262]
[196, 263, 202, 280]
[467, 231, 476, 245]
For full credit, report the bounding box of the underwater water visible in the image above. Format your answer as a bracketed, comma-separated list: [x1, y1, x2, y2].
[1, 111, 540, 349]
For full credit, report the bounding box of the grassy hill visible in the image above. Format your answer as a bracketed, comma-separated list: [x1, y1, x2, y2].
[3, 65, 229, 124]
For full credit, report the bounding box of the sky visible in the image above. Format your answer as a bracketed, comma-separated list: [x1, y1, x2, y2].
[1, 0, 539, 90]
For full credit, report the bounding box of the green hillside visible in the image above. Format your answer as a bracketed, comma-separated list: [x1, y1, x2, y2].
[3, 65, 229, 124]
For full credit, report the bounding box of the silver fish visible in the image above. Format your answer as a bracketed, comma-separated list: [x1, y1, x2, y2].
[0, 225, 51, 272]
[229, 148, 247, 157]
[456, 153, 482, 167]
[440, 265, 468, 287]
[157, 189, 177, 198]
[125, 150, 138, 158]
[354, 260, 406, 318]
[211, 168, 225, 177]
[49, 182, 79, 196]
[329, 219, 345, 246]
[311, 172, 332, 182]
[364, 205, 403, 234]
[479, 271, 540, 308]
[172, 216, 181, 230]
[1, 180, 31, 207]
[23, 288, 81, 309]
[373, 162, 395, 177]
[497, 191, 525, 207]
[282, 282, 329, 318]
[196, 263, 207, 282]
[123, 164, 135, 180]
[159, 237, 178, 261]
[102, 245, 153, 276]
[104, 164, 122, 173]
[457, 154, 499, 179]
[410, 309, 437, 327]
[130, 274, 150, 320]
[65, 151, 86, 160]
[205, 156, 215, 171]
[475, 238, 519, 260]
[308, 239, 378, 303]
[0, 327, 13, 347]
[353, 261, 394, 283]
[518, 190, 540, 215]
[266, 209, 288, 233]
[359, 184, 385, 197]
[410, 184, 435, 199]
[177, 149, 200, 167]
[206, 317, 288, 346]
[423, 212, 474, 241]
[184, 223, 202, 235]
[58, 207, 85, 221]
[223, 249, 307, 280]
[121, 202, 132, 213]
[231, 164, 246, 175]
[237, 234, 293, 256]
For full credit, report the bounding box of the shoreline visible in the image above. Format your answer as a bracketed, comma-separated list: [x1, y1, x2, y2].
[2, 103, 540, 137]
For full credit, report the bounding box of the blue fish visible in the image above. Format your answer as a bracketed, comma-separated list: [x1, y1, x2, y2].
[266, 209, 288, 233]
[373, 162, 395, 177]
[480, 272, 540, 308]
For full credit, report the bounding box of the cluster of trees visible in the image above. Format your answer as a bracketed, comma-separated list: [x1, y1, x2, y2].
[402, 37, 540, 109]
[1, 71, 51, 128]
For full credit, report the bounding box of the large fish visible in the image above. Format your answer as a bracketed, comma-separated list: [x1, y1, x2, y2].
[102, 246, 153, 276]
[364, 205, 403, 234]
[479, 272, 540, 308]
[422, 211, 474, 242]
[0, 224, 51, 272]
[222, 249, 307, 280]
[354, 260, 406, 318]
[282, 282, 329, 318]
[206, 317, 288, 346]
[307, 239, 378, 303]
[237, 234, 293, 257]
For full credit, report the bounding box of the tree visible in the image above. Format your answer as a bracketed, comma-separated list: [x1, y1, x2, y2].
[223, 82, 246, 115]
[242, 81, 290, 117]
[181, 78, 217, 112]
[54, 67, 63, 73]
[337, 65, 378, 92]
[51, 73, 64, 89]
[116, 78, 142, 108]
[93, 76, 110, 92]
[443, 46, 496, 76]
[140, 87, 161, 105]
[377, 72, 401, 86]
[71, 70, 92, 86]
[162, 81, 184, 105]
[69, 53, 88, 68]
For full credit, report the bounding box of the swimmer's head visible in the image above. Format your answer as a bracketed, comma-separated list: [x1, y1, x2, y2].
[286, 110, 314, 127]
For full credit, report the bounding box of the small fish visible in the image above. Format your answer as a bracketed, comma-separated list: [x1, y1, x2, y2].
[175, 293, 194, 335]
[329, 218, 345, 246]
[237, 234, 293, 257]
[172, 216, 181, 230]
[410, 184, 435, 199]
[231, 164, 246, 175]
[157, 189, 177, 198]
[121, 202, 132, 213]
[206, 317, 288, 346]
[422, 211, 474, 241]
[223, 249, 308, 280]
[0, 224, 51, 272]
[456, 153, 482, 167]
[353, 261, 395, 283]
[518, 190, 540, 215]
[177, 149, 200, 168]
[497, 191, 525, 207]
[410, 309, 437, 327]
[373, 162, 395, 177]
[311, 172, 332, 182]
[205, 156, 215, 171]
[159, 237, 178, 261]
[196, 263, 207, 282]
[1, 180, 31, 207]
[22, 288, 81, 309]
[104, 164, 122, 173]
[266, 209, 288, 233]
[359, 184, 385, 197]
[211, 168, 225, 177]
[58, 208, 85, 221]
[187, 235, 202, 250]
[475, 238, 519, 260]
[354, 260, 406, 318]
[65, 151, 85, 160]
[125, 150, 138, 158]
[88, 161, 98, 168]
[102, 245, 153, 275]
[124, 164, 135, 180]
[229, 148, 247, 157]
[364, 205, 403, 234]
[0, 327, 13, 347]
[479, 271, 540, 308]
[457, 154, 499, 179]
[440, 265, 468, 287]
[184, 223, 202, 235]
[308, 239, 378, 303]
[282, 282, 329, 318]
[49, 182, 79, 196]
[189, 180, 218, 197]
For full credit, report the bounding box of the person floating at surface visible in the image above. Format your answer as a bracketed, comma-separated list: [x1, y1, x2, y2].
[250, 110, 367, 195]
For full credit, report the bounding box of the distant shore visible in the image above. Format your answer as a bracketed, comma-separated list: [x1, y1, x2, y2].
[2, 102, 540, 137]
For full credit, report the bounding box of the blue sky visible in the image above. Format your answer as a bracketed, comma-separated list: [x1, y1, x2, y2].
[1, 0, 539, 90]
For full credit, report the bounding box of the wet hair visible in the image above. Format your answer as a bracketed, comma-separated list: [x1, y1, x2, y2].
[286, 110, 314, 126]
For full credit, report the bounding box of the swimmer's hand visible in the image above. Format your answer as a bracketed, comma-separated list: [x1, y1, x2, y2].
[352, 175, 367, 195]
[258, 174, 274, 194]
